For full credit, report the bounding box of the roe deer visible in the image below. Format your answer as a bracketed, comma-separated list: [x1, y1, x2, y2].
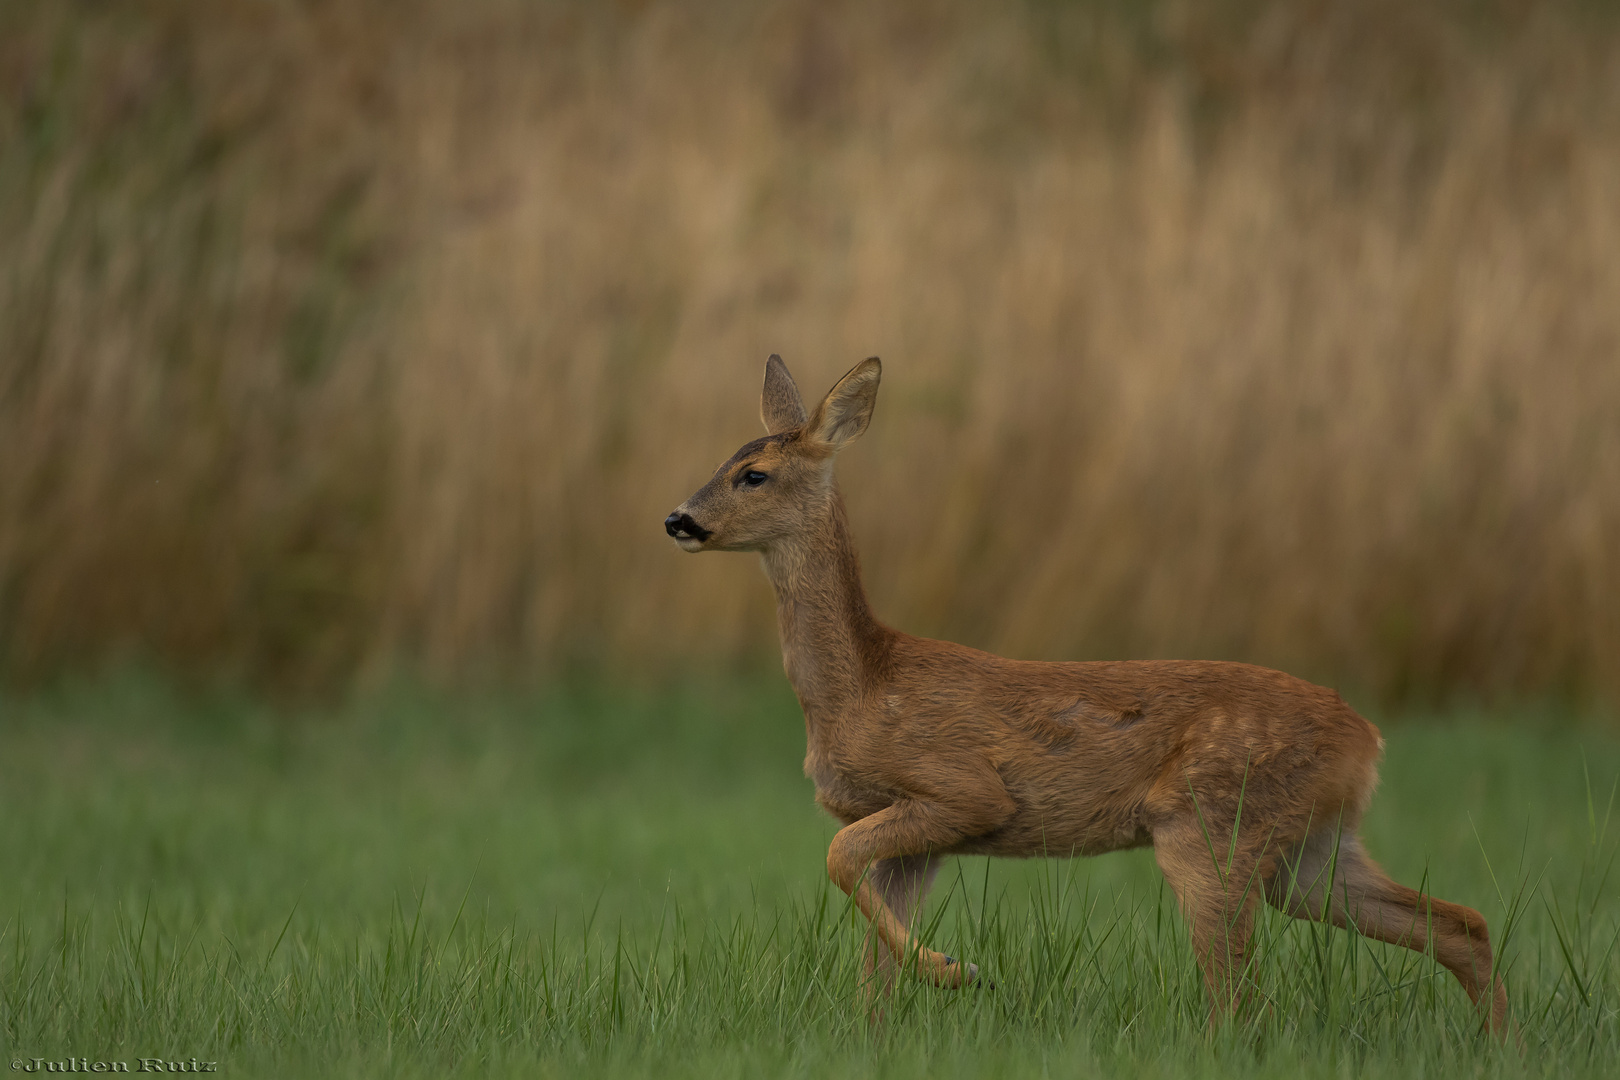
[664, 355, 1509, 1034]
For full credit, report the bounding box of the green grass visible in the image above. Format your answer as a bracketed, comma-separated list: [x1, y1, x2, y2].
[1, 674, 1617, 1078]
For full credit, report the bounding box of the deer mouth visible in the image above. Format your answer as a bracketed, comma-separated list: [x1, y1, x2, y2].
[664, 511, 712, 550]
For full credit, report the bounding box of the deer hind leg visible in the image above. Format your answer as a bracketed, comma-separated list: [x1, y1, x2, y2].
[1265, 828, 1510, 1036]
[827, 800, 989, 989]
[1153, 815, 1267, 1026]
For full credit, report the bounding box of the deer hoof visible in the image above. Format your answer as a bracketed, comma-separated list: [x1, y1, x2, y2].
[938, 956, 990, 989]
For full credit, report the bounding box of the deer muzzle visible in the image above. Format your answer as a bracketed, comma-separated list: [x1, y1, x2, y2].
[664, 511, 711, 549]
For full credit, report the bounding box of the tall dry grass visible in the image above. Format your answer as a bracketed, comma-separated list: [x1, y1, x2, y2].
[2, 0, 1618, 703]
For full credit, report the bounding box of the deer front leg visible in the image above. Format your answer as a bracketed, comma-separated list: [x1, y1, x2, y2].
[863, 855, 944, 983]
[827, 800, 986, 989]
[859, 855, 945, 1020]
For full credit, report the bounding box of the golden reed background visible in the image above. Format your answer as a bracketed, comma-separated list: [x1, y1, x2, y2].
[2, 0, 1618, 703]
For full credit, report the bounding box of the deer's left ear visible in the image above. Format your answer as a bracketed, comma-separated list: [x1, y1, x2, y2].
[761, 354, 808, 434]
[806, 358, 881, 450]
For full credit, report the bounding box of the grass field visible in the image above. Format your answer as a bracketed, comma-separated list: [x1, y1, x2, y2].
[1, 674, 1617, 1078]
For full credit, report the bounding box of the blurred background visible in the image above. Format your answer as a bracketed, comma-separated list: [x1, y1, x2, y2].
[3, 0, 1618, 707]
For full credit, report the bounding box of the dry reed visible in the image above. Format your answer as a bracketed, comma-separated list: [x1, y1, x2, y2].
[2, 0, 1618, 703]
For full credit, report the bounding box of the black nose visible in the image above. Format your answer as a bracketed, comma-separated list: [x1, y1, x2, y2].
[664, 512, 711, 541]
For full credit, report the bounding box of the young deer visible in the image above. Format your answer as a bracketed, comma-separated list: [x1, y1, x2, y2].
[664, 355, 1509, 1034]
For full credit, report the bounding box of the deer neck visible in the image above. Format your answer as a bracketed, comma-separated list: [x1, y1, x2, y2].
[761, 486, 890, 728]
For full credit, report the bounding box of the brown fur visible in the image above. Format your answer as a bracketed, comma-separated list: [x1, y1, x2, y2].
[668, 355, 1509, 1034]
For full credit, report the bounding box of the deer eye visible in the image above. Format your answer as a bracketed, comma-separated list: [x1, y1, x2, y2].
[741, 470, 768, 487]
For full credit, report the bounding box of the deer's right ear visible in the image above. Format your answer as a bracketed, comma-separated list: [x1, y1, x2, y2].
[761, 354, 808, 434]
[806, 357, 881, 450]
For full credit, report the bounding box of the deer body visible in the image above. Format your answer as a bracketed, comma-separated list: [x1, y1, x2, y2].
[667, 356, 1508, 1034]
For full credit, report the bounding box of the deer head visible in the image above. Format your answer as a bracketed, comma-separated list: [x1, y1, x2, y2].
[665, 355, 880, 552]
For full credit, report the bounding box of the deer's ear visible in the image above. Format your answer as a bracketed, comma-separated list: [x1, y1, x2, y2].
[806, 358, 881, 449]
[761, 354, 808, 434]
